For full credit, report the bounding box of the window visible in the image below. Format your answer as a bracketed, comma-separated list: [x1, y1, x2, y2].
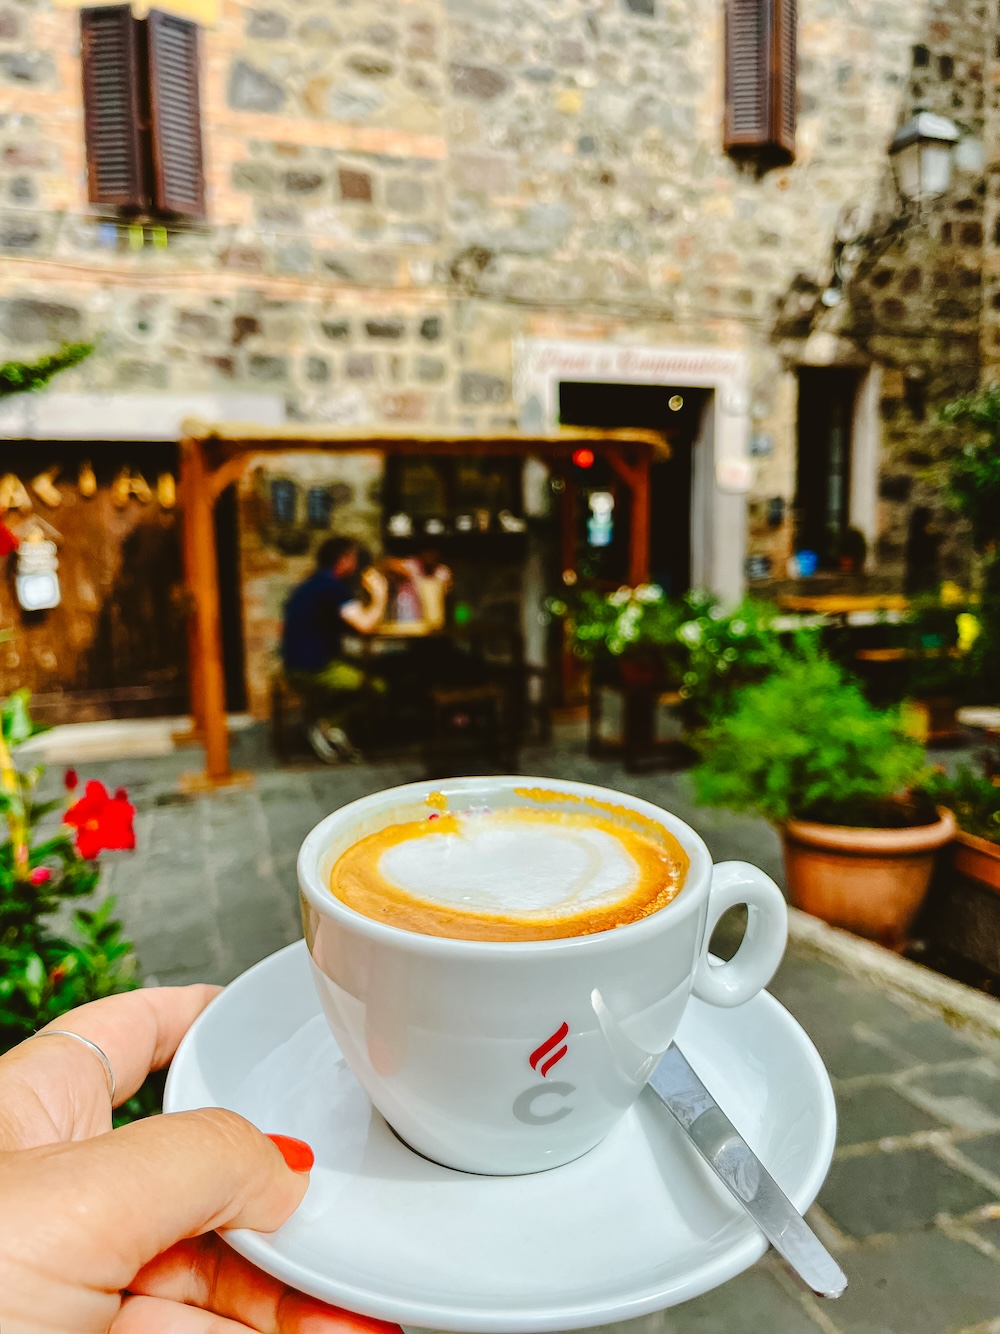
[724, 0, 797, 164]
[80, 5, 205, 219]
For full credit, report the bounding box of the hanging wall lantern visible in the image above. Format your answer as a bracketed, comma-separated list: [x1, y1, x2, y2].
[16, 529, 60, 611]
[889, 111, 959, 202]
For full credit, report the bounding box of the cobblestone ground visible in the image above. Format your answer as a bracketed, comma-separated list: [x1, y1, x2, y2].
[87, 726, 1000, 1334]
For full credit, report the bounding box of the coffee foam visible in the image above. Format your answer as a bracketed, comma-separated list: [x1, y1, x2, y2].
[329, 803, 689, 942]
[379, 812, 638, 917]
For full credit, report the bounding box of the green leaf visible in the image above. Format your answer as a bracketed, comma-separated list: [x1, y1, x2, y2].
[2, 690, 34, 745]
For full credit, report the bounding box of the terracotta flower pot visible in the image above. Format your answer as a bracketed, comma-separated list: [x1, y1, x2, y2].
[781, 807, 956, 947]
[953, 828, 1000, 894]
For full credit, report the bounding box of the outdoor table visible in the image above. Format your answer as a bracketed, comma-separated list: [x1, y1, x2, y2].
[345, 620, 528, 762]
[776, 593, 910, 624]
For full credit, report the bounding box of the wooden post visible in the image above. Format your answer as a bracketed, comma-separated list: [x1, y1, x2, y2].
[177, 441, 206, 742]
[628, 451, 651, 587]
[180, 443, 236, 789]
[558, 466, 579, 706]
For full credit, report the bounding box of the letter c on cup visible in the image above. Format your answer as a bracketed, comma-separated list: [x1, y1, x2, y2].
[512, 1081, 576, 1125]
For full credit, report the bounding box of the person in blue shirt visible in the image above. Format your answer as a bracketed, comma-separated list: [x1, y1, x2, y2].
[282, 536, 388, 761]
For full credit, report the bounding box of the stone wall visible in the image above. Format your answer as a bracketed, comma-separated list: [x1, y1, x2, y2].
[777, 0, 988, 587]
[0, 0, 993, 706]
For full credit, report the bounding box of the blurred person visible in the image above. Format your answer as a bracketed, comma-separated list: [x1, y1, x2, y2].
[0, 986, 401, 1334]
[281, 536, 388, 762]
[384, 545, 452, 629]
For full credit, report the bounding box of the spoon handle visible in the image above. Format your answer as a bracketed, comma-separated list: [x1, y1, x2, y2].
[648, 1044, 847, 1300]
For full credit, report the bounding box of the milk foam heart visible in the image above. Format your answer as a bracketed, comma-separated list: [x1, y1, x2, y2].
[378, 814, 637, 915]
[328, 801, 689, 942]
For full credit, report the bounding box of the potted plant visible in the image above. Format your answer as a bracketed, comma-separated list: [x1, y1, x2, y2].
[941, 388, 1000, 702]
[925, 765, 1000, 892]
[561, 586, 794, 726]
[693, 650, 955, 946]
[912, 766, 1000, 985]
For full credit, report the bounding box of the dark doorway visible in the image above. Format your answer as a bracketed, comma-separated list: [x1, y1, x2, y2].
[795, 368, 860, 567]
[558, 381, 705, 595]
[214, 483, 247, 713]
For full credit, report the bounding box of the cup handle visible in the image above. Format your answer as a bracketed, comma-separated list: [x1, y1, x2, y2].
[691, 861, 788, 1008]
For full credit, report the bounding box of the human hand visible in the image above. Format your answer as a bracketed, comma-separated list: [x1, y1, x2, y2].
[0, 987, 400, 1334]
[361, 567, 389, 604]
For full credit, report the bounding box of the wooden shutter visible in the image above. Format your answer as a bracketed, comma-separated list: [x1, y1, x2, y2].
[724, 0, 797, 162]
[147, 9, 205, 218]
[775, 0, 796, 156]
[80, 6, 149, 211]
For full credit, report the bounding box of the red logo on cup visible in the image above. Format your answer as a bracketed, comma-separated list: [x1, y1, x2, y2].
[529, 1021, 569, 1077]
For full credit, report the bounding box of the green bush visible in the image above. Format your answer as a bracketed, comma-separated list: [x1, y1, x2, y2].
[940, 388, 1000, 699]
[0, 692, 140, 1056]
[693, 650, 928, 827]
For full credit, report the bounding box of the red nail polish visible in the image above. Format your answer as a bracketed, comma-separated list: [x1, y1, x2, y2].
[266, 1133, 315, 1173]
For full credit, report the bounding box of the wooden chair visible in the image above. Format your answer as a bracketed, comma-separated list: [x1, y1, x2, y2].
[423, 683, 518, 778]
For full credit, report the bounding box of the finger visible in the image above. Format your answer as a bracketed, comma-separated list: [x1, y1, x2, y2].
[0, 985, 220, 1148]
[132, 1235, 401, 1334]
[7, 1109, 311, 1291]
[114, 1294, 253, 1333]
[38, 985, 222, 1100]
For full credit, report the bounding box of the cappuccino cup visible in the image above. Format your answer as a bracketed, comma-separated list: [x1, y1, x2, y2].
[298, 776, 787, 1175]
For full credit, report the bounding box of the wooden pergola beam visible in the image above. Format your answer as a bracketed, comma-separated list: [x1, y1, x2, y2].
[177, 422, 668, 789]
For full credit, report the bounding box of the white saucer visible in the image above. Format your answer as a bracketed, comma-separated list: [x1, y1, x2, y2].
[164, 942, 836, 1332]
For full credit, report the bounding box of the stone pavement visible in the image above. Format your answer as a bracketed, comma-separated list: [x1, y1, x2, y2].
[84, 725, 1000, 1334]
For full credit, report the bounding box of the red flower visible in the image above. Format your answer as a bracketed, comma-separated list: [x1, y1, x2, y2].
[29, 867, 52, 887]
[65, 781, 136, 861]
[64, 768, 79, 792]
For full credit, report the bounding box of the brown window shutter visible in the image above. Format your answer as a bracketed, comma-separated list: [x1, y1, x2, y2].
[146, 9, 206, 218]
[774, 0, 797, 157]
[80, 5, 149, 210]
[724, 0, 796, 163]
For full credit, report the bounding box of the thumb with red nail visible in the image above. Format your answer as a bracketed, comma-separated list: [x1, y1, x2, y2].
[0, 987, 401, 1334]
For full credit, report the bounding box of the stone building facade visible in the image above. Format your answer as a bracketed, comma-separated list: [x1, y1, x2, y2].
[0, 0, 994, 716]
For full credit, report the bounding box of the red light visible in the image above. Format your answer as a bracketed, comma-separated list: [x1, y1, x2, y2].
[572, 448, 595, 469]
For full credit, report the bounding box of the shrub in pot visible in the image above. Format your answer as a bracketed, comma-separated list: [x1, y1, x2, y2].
[925, 765, 1000, 893]
[693, 651, 955, 946]
[940, 388, 1000, 701]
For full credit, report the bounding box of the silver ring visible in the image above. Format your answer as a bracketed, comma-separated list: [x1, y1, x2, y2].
[30, 1030, 116, 1103]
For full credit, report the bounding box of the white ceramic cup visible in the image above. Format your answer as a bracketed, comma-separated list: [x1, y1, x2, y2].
[298, 776, 788, 1175]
